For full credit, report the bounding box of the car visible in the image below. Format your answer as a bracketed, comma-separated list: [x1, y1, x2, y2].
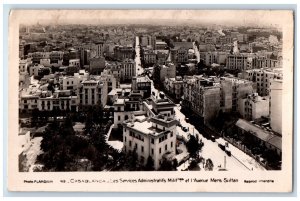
[185, 117, 189, 123]
[218, 144, 225, 151]
[225, 150, 231, 157]
[182, 127, 188, 132]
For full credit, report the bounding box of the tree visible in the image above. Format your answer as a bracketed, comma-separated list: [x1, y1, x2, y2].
[159, 159, 174, 171]
[205, 158, 214, 171]
[145, 156, 155, 171]
[186, 135, 203, 158]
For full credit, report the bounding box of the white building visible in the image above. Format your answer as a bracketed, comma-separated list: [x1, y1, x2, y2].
[238, 93, 269, 120]
[77, 78, 108, 109]
[123, 115, 178, 170]
[270, 79, 282, 135]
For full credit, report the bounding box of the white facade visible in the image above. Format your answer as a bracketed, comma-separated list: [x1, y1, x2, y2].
[78, 79, 108, 108]
[270, 79, 282, 135]
[238, 93, 269, 120]
[123, 116, 178, 170]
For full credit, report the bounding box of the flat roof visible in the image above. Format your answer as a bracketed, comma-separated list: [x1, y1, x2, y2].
[236, 119, 281, 150]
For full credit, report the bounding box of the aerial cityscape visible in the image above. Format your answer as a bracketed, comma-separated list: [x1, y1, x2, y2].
[18, 18, 283, 172]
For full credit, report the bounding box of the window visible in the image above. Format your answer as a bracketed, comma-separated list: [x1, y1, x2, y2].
[135, 144, 138, 150]
[151, 139, 154, 144]
[159, 148, 161, 154]
[151, 148, 154, 155]
[171, 132, 173, 137]
[129, 141, 132, 147]
[118, 116, 120, 121]
[124, 136, 127, 142]
[165, 144, 167, 151]
[171, 142, 173, 148]
[141, 146, 144, 153]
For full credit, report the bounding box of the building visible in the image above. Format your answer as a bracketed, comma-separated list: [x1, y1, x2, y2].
[170, 47, 188, 63]
[121, 59, 136, 81]
[239, 68, 283, 96]
[77, 78, 108, 110]
[143, 50, 157, 65]
[159, 63, 176, 82]
[114, 45, 134, 61]
[238, 93, 269, 120]
[183, 76, 221, 124]
[123, 115, 178, 170]
[164, 76, 184, 100]
[113, 91, 144, 128]
[220, 77, 255, 112]
[89, 57, 106, 75]
[226, 53, 253, 70]
[270, 79, 282, 135]
[38, 90, 78, 112]
[235, 119, 281, 157]
[95, 41, 105, 58]
[132, 76, 152, 98]
[155, 41, 167, 50]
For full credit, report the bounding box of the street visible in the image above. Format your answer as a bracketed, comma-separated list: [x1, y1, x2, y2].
[148, 74, 264, 171]
[135, 36, 144, 76]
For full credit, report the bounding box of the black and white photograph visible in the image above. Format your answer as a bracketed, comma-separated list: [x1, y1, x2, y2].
[7, 9, 294, 192]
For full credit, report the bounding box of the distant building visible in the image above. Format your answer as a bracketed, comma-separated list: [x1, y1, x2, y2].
[114, 45, 134, 61]
[170, 47, 188, 63]
[143, 50, 156, 65]
[89, 57, 105, 75]
[270, 79, 282, 135]
[164, 76, 184, 100]
[121, 59, 136, 81]
[226, 53, 254, 70]
[239, 68, 283, 96]
[132, 76, 152, 98]
[155, 41, 167, 50]
[159, 63, 176, 82]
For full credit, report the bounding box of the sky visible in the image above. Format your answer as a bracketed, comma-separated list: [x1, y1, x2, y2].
[11, 10, 293, 28]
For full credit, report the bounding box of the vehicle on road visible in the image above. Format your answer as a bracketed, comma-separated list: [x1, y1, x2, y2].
[218, 143, 225, 151]
[182, 127, 188, 132]
[225, 149, 231, 157]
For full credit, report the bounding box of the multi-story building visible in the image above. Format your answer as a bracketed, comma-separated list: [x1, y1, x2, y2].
[89, 57, 105, 75]
[95, 41, 105, 58]
[183, 76, 221, 124]
[38, 90, 77, 112]
[113, 91, 144, 128]
[226, 53, 254, 70]
[143, 50, 157, 65]
[239, 68, 283, 96]
[123, 115, 178, 170]
[132, 76, 152, 98]
[121, 59, 136, 81]
[252, 56, 279, 69]
[220, 77, 255, 112]
[159, 63, 176, 82]
[155, 41, 167, 50]
[170, 47, 188, 63]
[164, 76, 184, 100]
[238, 93, 269, 120]
[114, 45, 134, 61]
[77, 78, 108, 110]
[270, 79, 282, 135]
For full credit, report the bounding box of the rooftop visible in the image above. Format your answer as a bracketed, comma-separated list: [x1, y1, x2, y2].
[236, 119, 281, 150]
